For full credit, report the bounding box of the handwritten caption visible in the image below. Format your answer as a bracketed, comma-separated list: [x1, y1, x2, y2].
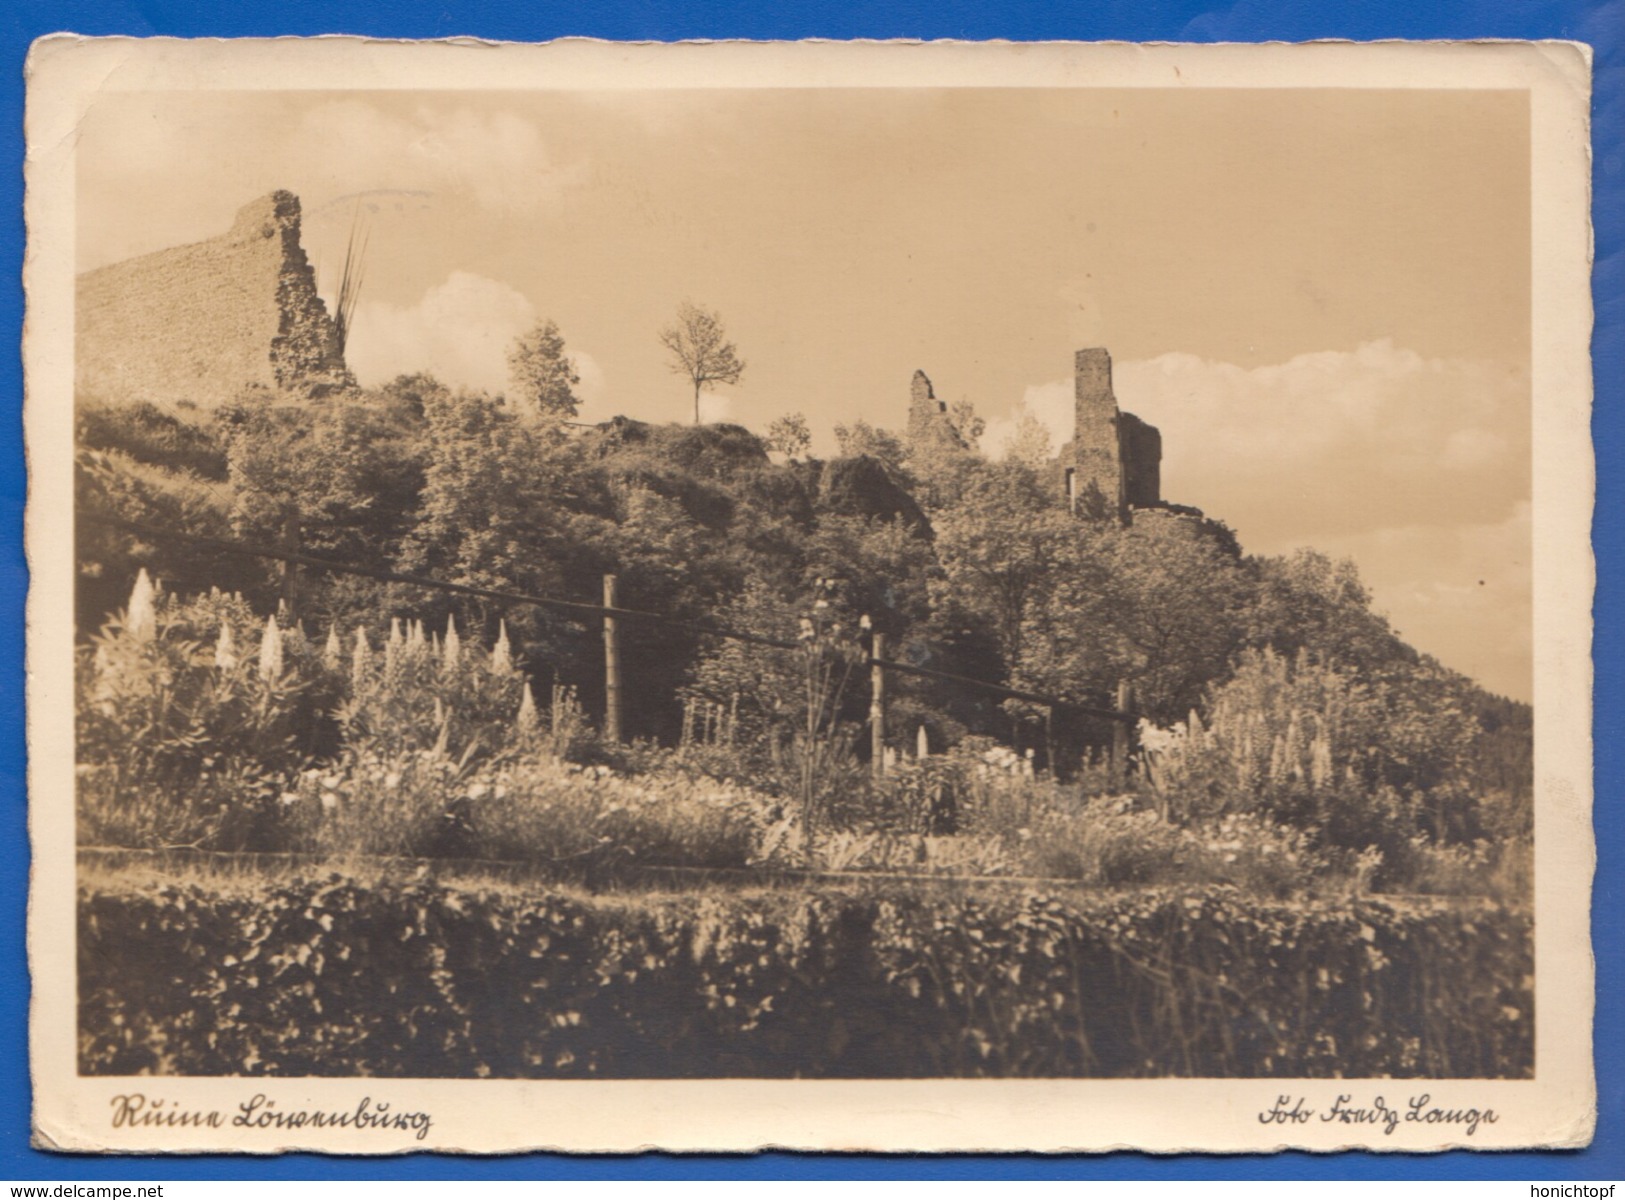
[110, 1093, 433, 1141]
[1259, 1093, 1498, 1137]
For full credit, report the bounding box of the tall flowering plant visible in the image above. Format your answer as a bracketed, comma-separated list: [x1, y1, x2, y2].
[335, 615, 532, 765]
[76, 573, 309, 848]
[789, 576, 869, 849]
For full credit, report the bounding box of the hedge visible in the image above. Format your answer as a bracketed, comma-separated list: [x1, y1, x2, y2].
[79, 874, 1532, 1078]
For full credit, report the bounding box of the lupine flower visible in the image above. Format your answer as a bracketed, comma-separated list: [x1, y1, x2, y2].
[443, 614, 461, 668]
[352, 628, 371, 684]
[258, 614, 284, 681]
[323, 624, 343, 669]
[126, 569, 157, 638]
[214, 621, 238, 670]
[516, 682, 538, 730]
[491, 620, 514, 675]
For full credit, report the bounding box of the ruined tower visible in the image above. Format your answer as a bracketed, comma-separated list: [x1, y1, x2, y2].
[906, 369, 966, 451]
[1065, 347, 1161, 521]
[76, 190, 355, 407]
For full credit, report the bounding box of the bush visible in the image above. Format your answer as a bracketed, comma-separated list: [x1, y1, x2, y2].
[1022, 796, 1191, 884]
[77, 398, 229, 480]
[1139, 648, 1498, 890]
[282, 750, 774, 869]
[76, 576, 313, 850]
[1407, 836, 1532, 905]
[78, 872, 1534, 1079]
[74, 576, 548, 854]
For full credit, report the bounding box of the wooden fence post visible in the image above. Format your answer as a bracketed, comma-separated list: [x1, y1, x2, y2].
[278, 510, 301, 618]
[1112, 678, 1135, 784]
[603, 574, 622, 743]
[870, 632, 886, 781]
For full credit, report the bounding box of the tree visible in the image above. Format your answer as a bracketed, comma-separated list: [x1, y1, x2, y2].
[1244, 548, 1408, 674]
[507, 319, 581, 420]
[1003, 411, 1054, 470]
[766, 412, 812, 459]
[947, 397, 985, 449]
[833, 419, 908, 475]
[659, 301, 746, 424]
[1019, 518, 1252, 723]
[400, 388, 575, 632]
[932, 459, 1077, 675]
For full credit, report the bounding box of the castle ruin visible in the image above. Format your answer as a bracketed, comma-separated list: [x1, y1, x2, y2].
[908, 348, 1169, 525]
[76, 190, 354, 408]
[905, 369, 967, 452]
[1065, 347, 1162, 522]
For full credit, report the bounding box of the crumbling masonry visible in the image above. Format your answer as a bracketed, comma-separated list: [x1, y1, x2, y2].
[1066, 347, 1162, 522]
[910, 348, 1170, 525]
[906, 369, 968, 453]
[76, 191, 354, 407]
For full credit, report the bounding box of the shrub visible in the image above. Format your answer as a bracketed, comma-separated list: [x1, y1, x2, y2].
[75, 576, 549, 854]
[335, 614, 531, 765]
[76, 575, 311, 850]
[78, 872, 1534, 1079]
[1407, 836, 1532, 905]
[1021, 796, 1188, 884]
[77, 398, 229, 480]
[281, 750, 775, 869]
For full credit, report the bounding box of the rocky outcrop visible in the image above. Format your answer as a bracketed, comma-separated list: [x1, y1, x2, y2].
[76, 190, 354, 407]
[816, 454, 930, 533]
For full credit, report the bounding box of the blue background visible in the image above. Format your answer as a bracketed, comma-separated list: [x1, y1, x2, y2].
[1, 0, 1619, 1182]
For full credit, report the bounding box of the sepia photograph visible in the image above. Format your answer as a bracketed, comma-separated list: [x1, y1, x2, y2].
[24, 37, 1595, 1153]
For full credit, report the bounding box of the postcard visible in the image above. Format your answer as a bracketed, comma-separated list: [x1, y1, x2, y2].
[25, 36, 1595, 1152]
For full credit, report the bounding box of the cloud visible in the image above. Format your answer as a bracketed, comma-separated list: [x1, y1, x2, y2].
[293, 100, 584, 217]
[74, 96, 584, 270]
[996, 339, 1528, 540]
[344, 272, 536, 395]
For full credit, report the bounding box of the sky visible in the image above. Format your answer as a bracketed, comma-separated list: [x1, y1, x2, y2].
[75, 87, 1532, 700]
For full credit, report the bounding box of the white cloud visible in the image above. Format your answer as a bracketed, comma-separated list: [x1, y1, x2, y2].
[344, 272, 536, 395]
[1116, 340, 1528, 539]
[995, 340, 1528, 539]
[294, 100, 584, 216]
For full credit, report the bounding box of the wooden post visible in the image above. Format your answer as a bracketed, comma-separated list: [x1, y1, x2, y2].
[870, 632, 887, 781]
[1112, 679, 1135, 783]
[603, 574, 622, 743]
[278, 510, 301, 618]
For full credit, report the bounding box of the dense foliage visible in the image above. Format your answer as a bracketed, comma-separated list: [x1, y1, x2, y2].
[79, 871, 1533, 1079]
[76, 371, 1532, 900]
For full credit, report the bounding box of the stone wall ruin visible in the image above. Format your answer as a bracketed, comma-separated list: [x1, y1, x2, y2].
[76, 190, 354, 408]
[906, 369, 967, 452]
[1060, 347, 1163, 522]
